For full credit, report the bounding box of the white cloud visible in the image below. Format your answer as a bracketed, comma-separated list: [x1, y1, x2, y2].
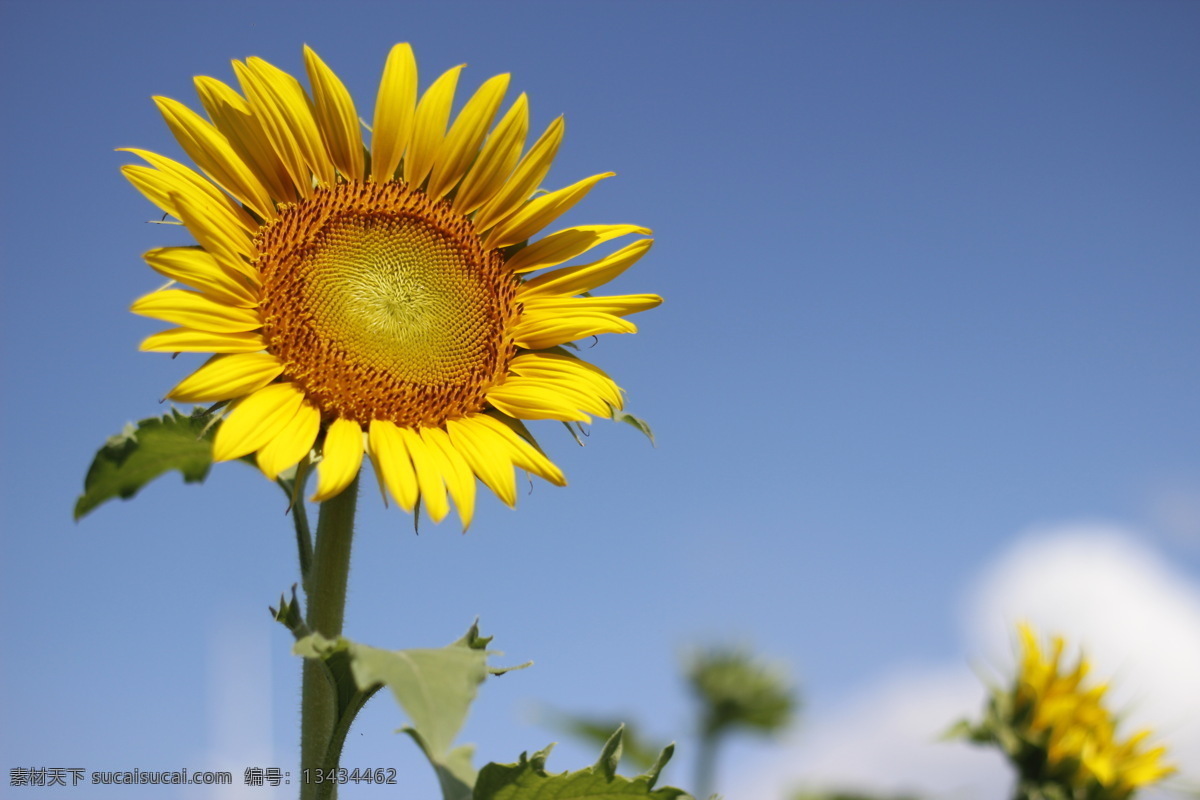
[742, 523, 1200, 800]
[966, 523, 1200, 759]
[752, 666, 1010, 800]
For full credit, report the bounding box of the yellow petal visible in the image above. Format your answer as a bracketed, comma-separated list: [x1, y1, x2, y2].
[421, 427, 476, 530]
[168, 190, 257, 281]
[403, 64, 463, 188]
[518, 239, 653, 297]
[232, 60, 310, 196]
[398, 428, 449, 523]
[503, 225, 650, 274]
[371, 43, 418, 183]
[303, 46, 364, 180]
[153, 96, 274, 219]
[131, 289, 261, 333]
[368, 419, 418, 512]
[484, 172, 613, 249]
[256, 399, 320, 480]
[485, 380, 592, 422]
[509, 351, 624, 411]
[522, 293, 663, 318]
[212, 383, 307, 461]
[194, 76, 298, 205]
[249, 56, 336, 187]
[474, 415, 566, 486]
[122, 164, 217, 230]
[426, 73, 509, 200]
[122, 165, 258, 269]
[472, 116, 563, 232]
[139, 327, 266, 354]
[142, 247, 259, 308]
[445, 417, 516, 507]
[453, 93, 528, 215]
[510, 310, 637, 350]
[167, 352, 283, 402]
[312, 418, 365, 502]
[119, 148, 259, 232]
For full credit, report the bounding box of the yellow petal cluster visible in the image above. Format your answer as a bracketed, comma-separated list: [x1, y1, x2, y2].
[1014, 623, 1175, 795]
[124, 44, 660, 528]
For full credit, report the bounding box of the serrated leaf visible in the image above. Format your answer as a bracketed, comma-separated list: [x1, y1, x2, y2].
[474, 728, 691, 800]
[295, 621, 516, 762]
[75, 408, 218, 519]
[639, 744, 675, 790]
[545, 711, 665, 773]
[594, 726, 624, 780]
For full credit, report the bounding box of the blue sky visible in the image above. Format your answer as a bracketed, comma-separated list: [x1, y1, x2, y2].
[2, 2, 1198, 798]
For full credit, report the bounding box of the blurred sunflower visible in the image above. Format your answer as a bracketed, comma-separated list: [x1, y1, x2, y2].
[1012, 623, 1175, 797]
[124, 44, 659, 528]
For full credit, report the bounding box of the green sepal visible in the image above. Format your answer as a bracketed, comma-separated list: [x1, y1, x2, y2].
[75, 408, 218, 520]
[560, 421, 590, 447]
[940, 718, 977, 741]
[606, 404, 656, 446]
[473, 727, 692, 800]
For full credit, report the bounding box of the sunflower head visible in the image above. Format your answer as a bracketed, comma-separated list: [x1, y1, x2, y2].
[1014, 624, 1176, 796]
[960, 623, 1176, 799]
[125, 44, 660, 529]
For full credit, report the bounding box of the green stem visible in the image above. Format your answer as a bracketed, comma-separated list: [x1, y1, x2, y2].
[693, 728, 720, 800]
[300, 476, 359, 800]
[277, 468, 313, 588]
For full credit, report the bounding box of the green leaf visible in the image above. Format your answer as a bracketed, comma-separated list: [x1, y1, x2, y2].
[295, 623, 533, 800]
[543, 710, 667, 772]
[474, 727, 692, 800]
[269, 585, 309, 641]
[404, 728, 478, 800]
[356, 639, 485, 757]
[295, 620, 528, 800]
[75, 408, 218, 520]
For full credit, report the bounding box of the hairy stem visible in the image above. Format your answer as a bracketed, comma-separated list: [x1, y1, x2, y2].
[300, 477, 359, 800]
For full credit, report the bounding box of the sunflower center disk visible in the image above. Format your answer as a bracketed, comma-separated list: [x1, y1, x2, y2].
[257, 182, 518, 427]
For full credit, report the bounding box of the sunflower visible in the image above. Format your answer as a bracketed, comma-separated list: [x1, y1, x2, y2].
[124, 44, 659, 529]
[1012, 623, 1175, 796]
